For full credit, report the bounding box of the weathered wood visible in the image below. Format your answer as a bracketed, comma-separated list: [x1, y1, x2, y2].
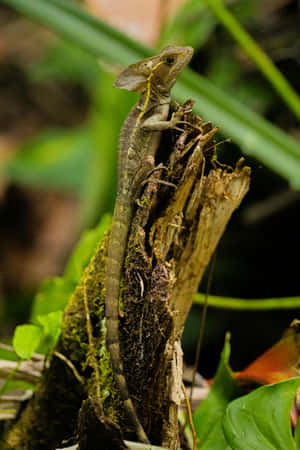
[121, 104, 250, 448]
[2, 102, 250, 450]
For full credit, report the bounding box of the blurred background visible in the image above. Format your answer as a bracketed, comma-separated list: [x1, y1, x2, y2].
[0, 0, 300, 378]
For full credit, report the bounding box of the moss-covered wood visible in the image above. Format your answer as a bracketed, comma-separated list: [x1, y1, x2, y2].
[2, 101, 250, 450]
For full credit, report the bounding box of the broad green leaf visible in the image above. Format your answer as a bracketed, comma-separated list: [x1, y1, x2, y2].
[2, 0, 300, 187]
[13, 325, 43, 360]
[31, 214, 111, 320]
[16, 215, 110, 355]
[223, 377, 300, 450]
[199, 421, 232, 450]
[3, 128, 91, 193]
[193, 333, 239, 449]
[30, 277, 74, 320]
[64, 213, 111, 284]
[295, 416, 300, 449]
[36, 311, 63, 349]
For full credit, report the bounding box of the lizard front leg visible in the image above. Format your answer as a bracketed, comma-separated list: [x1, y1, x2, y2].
[141, 107, 185, 132]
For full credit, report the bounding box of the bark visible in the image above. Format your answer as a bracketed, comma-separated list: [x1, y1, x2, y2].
[1, 101, 250, 449]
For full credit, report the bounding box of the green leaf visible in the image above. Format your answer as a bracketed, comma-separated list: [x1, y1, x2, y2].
[14, 215, 110, 356]
[3, 127, 91, 193]
[36, 311, 63, 349]
[193, 333, 239, 449]
[223, 377, 300, 450]
[31, 214, 111, 320]
[295, 416, 300, 449]
[0, 343, 18, 362]
[13, 325, 43, 360]
[30, 277, 74, 320]
[64, 213, 111, 284]
[3, 0, 300, 188]
[0, 380, 34, 396]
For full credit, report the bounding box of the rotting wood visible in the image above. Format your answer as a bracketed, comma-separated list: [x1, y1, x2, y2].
[119, 102, 250, 448]
[1, 102, 250, 450]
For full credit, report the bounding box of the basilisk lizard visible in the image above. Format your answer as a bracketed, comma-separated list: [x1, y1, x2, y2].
[105, 45, 193, 443]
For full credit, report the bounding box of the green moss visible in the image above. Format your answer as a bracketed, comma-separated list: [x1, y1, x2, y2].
[64, 236, 123, 422]
[139, 195, 150, 207]
[2, 229, 127, 448]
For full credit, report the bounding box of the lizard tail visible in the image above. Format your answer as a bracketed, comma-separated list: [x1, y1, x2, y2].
[105, 198, 150, 444]
[106, 333, 150, 444]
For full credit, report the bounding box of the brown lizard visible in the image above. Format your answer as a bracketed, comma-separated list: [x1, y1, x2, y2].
[105, 45, 193, 443]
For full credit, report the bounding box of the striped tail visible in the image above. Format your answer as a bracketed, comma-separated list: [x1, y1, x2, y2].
[105, 194, 149, 444]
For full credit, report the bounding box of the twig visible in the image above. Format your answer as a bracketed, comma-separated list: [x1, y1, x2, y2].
[189, 252, 216, 406]
[53, 351, 83, 385]
[181, 381, 196, 450]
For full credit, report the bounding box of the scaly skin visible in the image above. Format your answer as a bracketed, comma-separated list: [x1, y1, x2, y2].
[105, 46, 193, 443]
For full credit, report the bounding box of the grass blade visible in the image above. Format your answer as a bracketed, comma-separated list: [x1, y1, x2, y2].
[2, 0, 300, 187]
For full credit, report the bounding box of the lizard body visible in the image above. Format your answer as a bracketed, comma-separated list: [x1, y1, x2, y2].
[105, 46, 193, 443]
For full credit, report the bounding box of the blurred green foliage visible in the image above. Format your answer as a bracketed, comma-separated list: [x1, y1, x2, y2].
[2, 37, 136, 227]
[31, 214, 111, 319]
[7, 214, 110, 369]
[158, 0, 217, 49]
[12, 311, 63, 359]
[4, 127, 92, 194]
[2, 0, 300, 198]
[28, 39, 100, 84]
[13, 324, 43, 359]
[1, 1, 300, 444]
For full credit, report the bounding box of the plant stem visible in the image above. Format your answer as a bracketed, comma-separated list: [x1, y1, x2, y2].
[194, 293, 300, 310]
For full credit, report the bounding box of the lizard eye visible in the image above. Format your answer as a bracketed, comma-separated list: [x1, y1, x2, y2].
[166, 56, 176, 66]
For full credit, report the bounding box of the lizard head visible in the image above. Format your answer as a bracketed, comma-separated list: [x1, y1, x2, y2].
[151, 45, 194, 92]
[114, 46, 193, 94]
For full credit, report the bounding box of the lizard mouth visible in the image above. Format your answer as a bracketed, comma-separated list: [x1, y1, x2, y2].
[178, 46, 194, 68]
[181, 46, 194, 66]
